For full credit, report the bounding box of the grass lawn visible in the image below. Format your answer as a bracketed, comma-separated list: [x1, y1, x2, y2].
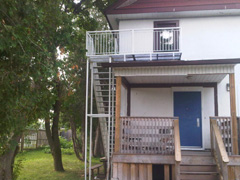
[15, 148, 101, 180]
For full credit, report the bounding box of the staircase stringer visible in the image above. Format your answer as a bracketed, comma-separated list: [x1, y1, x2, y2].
[92, 62, 108, 157]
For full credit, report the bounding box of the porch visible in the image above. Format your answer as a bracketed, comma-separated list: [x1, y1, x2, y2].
[109, 60, 240, 180]
[112, 116, 240, 180]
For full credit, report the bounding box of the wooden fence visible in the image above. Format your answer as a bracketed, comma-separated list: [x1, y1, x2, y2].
[120, 117, 178, 155]
[20, 129, 48, 150]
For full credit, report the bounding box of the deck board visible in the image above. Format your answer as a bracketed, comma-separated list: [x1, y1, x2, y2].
[112, 154, 175, 164]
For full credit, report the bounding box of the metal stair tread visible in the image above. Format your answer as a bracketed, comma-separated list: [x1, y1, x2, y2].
[92, 62, 116, 156]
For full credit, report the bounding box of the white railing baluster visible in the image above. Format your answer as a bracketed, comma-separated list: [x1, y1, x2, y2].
[132, 29, 135, 54]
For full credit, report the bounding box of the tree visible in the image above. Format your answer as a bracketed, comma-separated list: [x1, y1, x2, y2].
[0, 0, 77, 176]
[0, 0, 56, 178]
[0, 0, 116, 178]
[60, 0, 117, 160]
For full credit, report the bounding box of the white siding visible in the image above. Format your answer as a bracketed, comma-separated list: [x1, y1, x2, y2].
[202, 88, 215, 149]
[130, 88, 173, 117]
[130, 87, 214, 149]
[118, 15, 240, 149]
[119, 16, 240, 60]
[180, 16, 240, 60]
[120, 84, 128, 116]
[235, 64, 240, 116]
[218, 75, 231, 116]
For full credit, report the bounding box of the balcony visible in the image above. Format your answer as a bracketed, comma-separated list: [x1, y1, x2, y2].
[86, 28, 181, 61]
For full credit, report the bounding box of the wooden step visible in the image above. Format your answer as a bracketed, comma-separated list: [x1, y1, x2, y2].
[181, 155, 216, 165]
[181, 172, 218, 175]
[180, 165, 217, 172]
[180, 152, 219, 180]
[181, 150, 212, 156]
[180, 172, 219, 180]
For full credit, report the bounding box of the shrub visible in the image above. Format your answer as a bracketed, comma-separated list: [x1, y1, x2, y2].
[43, 146, 51, 154]
[59, 136, 73, 149]
[61, 148, 74, 155]
[42, 137, 74, 155]
[13, 158, 24, 180]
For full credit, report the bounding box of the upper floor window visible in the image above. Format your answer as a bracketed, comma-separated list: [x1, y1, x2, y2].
[154, 21, 180, 52]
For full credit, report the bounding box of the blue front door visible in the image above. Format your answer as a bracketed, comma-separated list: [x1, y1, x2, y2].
[174, 92, 202, 147]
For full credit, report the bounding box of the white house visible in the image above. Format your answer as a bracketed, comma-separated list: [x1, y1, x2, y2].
[85, 0, 240, 180]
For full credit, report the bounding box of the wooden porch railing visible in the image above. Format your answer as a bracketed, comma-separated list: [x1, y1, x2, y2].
[211, 116, 240, 156]
[210, 118, 230, 180]
[213, 117, 233, 155]
[120, 117, 179, 155]
[174, 119, 181, 180]
[238, 117, 240, 155]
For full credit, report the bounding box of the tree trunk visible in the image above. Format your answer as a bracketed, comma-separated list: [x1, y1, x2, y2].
[45, 81, 64, 172]
[81, 114, 85, 159]
[0, 135, 21, 180]
[69, 118, 83, 161]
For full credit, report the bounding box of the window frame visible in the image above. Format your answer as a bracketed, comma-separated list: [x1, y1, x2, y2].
[153, 20, 180, 52]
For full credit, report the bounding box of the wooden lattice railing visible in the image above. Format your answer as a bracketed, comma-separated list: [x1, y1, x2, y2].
[212, 117, 233, 155]
[211, 117, 240, 156]
[119, 117, 179, 155]
[210, 118, 230, 180]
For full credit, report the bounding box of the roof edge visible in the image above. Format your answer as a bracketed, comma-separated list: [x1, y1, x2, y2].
[104, 0, 125, 15]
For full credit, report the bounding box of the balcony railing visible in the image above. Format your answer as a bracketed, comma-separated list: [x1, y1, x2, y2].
[120, 117, 179, 155]
[86, 28, 180, 56]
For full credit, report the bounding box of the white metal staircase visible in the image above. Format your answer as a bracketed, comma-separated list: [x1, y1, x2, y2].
[92, 62, 115, 157]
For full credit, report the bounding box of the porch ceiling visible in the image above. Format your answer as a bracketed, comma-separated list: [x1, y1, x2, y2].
[113, 63, 235, 77]
[125, 74, 227, 84]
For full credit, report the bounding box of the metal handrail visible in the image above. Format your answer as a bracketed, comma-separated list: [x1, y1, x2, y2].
[87, 27, 181, 33]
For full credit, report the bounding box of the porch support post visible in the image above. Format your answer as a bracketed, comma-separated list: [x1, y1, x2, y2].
[164, 165, 170, 180]
[127, 86, 131, 116]
[115, 76, 122, 152]
[214, 83, 218, 116]
[122, 77, 131, 116]
[229, 73, 239, 155]
[175, 162, 180, 180]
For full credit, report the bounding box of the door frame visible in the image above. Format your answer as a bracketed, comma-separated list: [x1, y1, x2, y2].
[172, 87, 205, 150]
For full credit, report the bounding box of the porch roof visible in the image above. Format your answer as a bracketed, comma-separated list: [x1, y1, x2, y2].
[108, 59, 239, 82]
[101, 58, 240, 68]
[125, 74, 227, 84]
